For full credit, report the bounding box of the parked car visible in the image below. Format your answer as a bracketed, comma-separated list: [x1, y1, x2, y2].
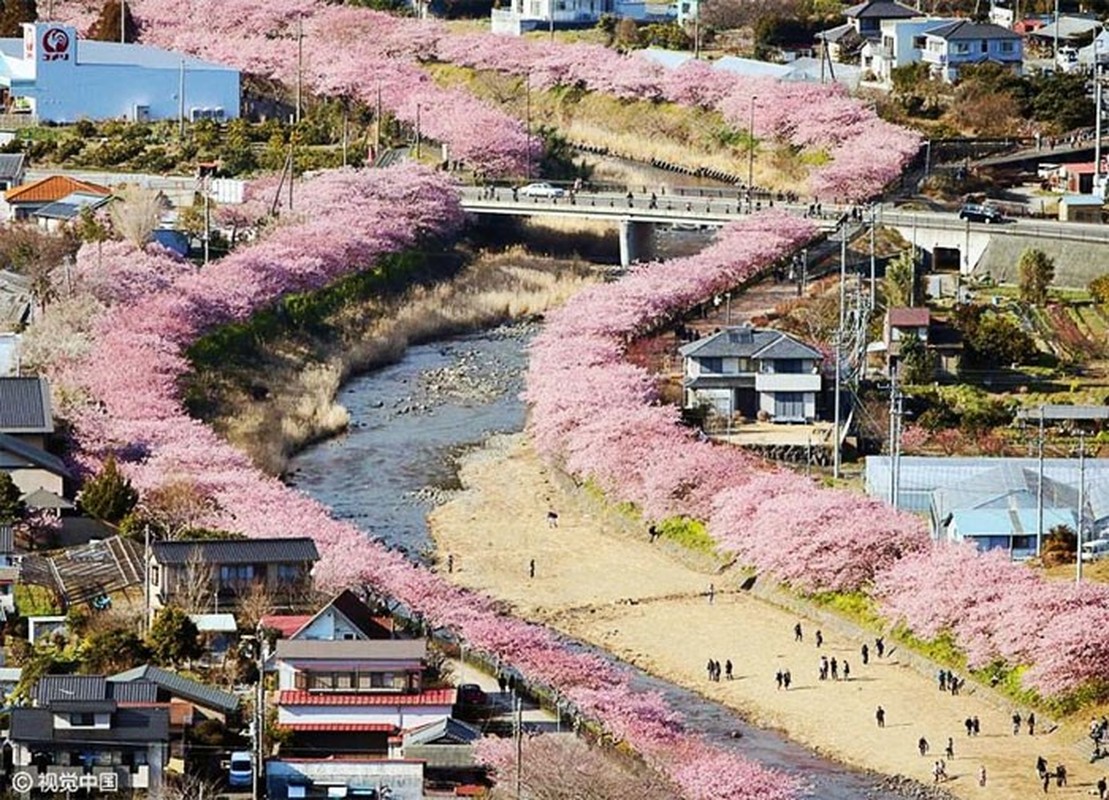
[228, 751, 252, 787]
[958, 203, 1004, 224]
[519, 182, 565, 198]
[1082, 539, 1109, 561]
[457, 683, 488, 706]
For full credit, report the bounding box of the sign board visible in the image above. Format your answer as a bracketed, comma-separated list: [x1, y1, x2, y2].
[11, 771, 120, 793]
[210, 178, 245, 204]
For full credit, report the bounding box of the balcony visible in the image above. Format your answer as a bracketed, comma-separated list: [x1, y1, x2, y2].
[755, 373, 822, 393]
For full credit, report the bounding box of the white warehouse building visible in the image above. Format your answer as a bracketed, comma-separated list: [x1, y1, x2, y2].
[0, 22, 239, 123]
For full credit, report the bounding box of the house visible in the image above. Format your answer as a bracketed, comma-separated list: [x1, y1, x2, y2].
[147, 536, 319, 613]
[1026, 15, 1102, 52]
[2, 175, 111, 222]
[388, 717, 483, 775]
[274, 636, 453, 754]
[0, 524, 18, 616]
[1061, 164, 1098, 195]
[920, 20, 1022, 82]
[286, 588, 395, 641]
[679, 325, 823, 424]
[0, 153, 26, 192]
[265, 758, 425, 800]
[1058, 194, 1104, 223]
[0, 276, 31, 331]
[491, 0, 671, 35]
[0, 376, 70, 499]
[948, 507, 1077, 558]
[818, 0, 920, 62]
[881, 306, 961, 377]
[32, 191, 112, 233]
[867, 17, 953, 84]
[10, 675, 169, 793]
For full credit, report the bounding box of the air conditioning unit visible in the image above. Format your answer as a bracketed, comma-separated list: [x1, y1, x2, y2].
[213, 107, 225, 121]
[189, 107, 209, 122]
[132, 105, 150, 123]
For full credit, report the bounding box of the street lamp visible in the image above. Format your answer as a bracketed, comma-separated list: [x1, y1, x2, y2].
[747, 96, 758, 207]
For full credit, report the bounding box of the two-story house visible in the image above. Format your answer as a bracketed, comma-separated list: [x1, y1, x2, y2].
[818, 0, 920, 62]
[147, 537, 318, 613]
[0, 376, 70, 501]
[679, 325, 823, 424]
[921, 20, 1022, 82]
[867, 17, 954, 84]
[491, 0, 671, 35]
[10, 676, 169, 794]
[882, 307, 962, 377]
[0, 524, 19, 617]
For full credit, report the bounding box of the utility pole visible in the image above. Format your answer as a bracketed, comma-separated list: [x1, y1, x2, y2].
[142, 524, 151, 635]
[296, 16, 304, 125]
[513, 693, 523, 800]
[800, 247, 808, 294]
[203, 175, 210, 267]
[888, 368, 898, 507]
[869, 205, 877, 309]
[1096, 68, 1104, 194]
[747, 96, 758, 206]
[833, 222, 846, 479]
[1037, 404, 1045, 559]
[415, 102, 422, 160]
[120, 0, 126, 43]
[252, 627, 266, 800]
[1078, 430, 1086, 583]
[1053, 0, 1060, 64]
[525, 73, 531, 179]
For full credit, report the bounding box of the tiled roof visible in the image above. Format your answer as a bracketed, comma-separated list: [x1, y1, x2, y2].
[34, 675, 107, 704]
[290, 589, 395, 641]
[262, 614, 312, 637]
[679, 326, 822, 361]
[5, 175, 110, 204]
[277, 722, 398, 732]
[11, 707, 169, 743]
[0, 377, 52, 433]
[276, 639, 426, 661]
[33, 191, 111, 221]
[151, 537, 319, 565]
[925, 19, 1021, 40]
[844, 0, 918, 18]
[0, 154, 25, 181]
[0, 431, 71, 477]
[887, 307, 931, 327]
[277, 688, 456, 707]
[109, 664, 240, 714]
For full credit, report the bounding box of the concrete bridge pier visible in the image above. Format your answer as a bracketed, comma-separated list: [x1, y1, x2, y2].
[618, 219, 656, 267]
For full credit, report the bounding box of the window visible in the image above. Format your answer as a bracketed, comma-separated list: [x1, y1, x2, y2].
[699, 357, 723, 374]
[219, 565, 255, 584]
[276, 563, 301, 582]
[358, 673, 374, 690]
[774, 392, 805, 420]
[999, 40, 1014, 53]
[69, 713, 95, 727]
[912, 35, 926, 49]
[954, 42, 969, 54]
[335, 672, 354, 690]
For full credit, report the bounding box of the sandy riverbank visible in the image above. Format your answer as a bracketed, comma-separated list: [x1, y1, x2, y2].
[429, 433, 1101, 799]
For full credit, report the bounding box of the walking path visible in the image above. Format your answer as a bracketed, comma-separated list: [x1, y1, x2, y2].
[429, 434, 1106, 800]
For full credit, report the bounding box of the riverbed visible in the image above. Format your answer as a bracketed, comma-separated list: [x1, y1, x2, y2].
[287, 322, 939, 800]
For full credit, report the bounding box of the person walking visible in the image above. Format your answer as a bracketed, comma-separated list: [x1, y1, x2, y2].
[973, 716, 980, 736]
[861, 643, 869, 665]
[706, 659, 714, 681]
[843, 660, 850, 681]
[776, 670, 784, 690]
[978, 765, 987, 788]
[725, 659, 733, 680]
[830, 657, 839, 680]
[938, 669, 947, 691]
[529, 558, 536, 579]
[1029, 712, 1036, 736]
[918, 736, 930, 757]
[876, 706, 886, 728]
[546, 510, 558, 528]
[945, 737, 954, 760]
[707, 583, 715, 605]
[815, 630, 823, 648]
[794, 622, 803, 642]
[875, 637, 885, 658]
[1096, 775, 1106, 799]
[1055, 764, 1067, 787]
[1013, 711, 1023, 736]
[1037, 756, 1049, 780]
[965, 717, 974, 737]
[783, 670, 792, 690]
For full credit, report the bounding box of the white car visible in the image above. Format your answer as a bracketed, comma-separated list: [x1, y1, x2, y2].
[519, 182, 565, 198]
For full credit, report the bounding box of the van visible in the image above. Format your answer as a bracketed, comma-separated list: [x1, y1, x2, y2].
[228, 751, 252, 788]
[1081, 539, 1109, 561]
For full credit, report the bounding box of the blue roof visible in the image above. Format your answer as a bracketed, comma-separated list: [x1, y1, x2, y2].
[33, 191, 110, 221]
[1061, 194, 1105, 205]
[0, 38, 238, 72]
[639, 48, 693, 69]
[151, 228, 190, 257]
[952, 507, 1076, 536]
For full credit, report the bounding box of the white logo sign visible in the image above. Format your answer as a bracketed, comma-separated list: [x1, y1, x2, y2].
[11, 770, 119, 792]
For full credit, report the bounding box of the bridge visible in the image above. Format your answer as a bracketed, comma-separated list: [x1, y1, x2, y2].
[460, 186, 1109, 283]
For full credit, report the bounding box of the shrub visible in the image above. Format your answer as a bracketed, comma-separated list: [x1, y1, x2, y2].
[78, 455, 138, 523]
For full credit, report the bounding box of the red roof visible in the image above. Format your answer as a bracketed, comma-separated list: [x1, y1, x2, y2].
[278, 688, 456, 706]
[887, 307, 930, 327]
[1065, 163, 1098, 175]
[277, 722, 397, 732]
[5, 175, 111, 203]
[261, 615, 311, 637]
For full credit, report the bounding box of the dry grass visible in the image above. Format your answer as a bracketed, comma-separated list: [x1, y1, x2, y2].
[205, 250, 596, 474]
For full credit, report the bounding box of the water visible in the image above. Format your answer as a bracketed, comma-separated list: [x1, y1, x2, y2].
[288, 321, 920, 800]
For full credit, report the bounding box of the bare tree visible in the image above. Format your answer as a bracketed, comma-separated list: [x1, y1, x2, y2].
[176, 546, 215, 614]
[139, 479, 219, 540]
[109, 186, 167, 247]
[150, 773, 222, 800]
[486, 735, 678, 800]
[235, 581, 275, 631]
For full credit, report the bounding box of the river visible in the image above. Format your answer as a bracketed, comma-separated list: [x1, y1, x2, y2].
[286, 322, 928, 800]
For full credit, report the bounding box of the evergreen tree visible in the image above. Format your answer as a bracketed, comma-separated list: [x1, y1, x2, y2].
[0, 472, 25, 524]
[1018, 248, 1055, 306]
[78, 455, 138, 523]
[88, 0, 138, 43]
[0, 0, 37, 39]
[147, 607, 203, 666]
